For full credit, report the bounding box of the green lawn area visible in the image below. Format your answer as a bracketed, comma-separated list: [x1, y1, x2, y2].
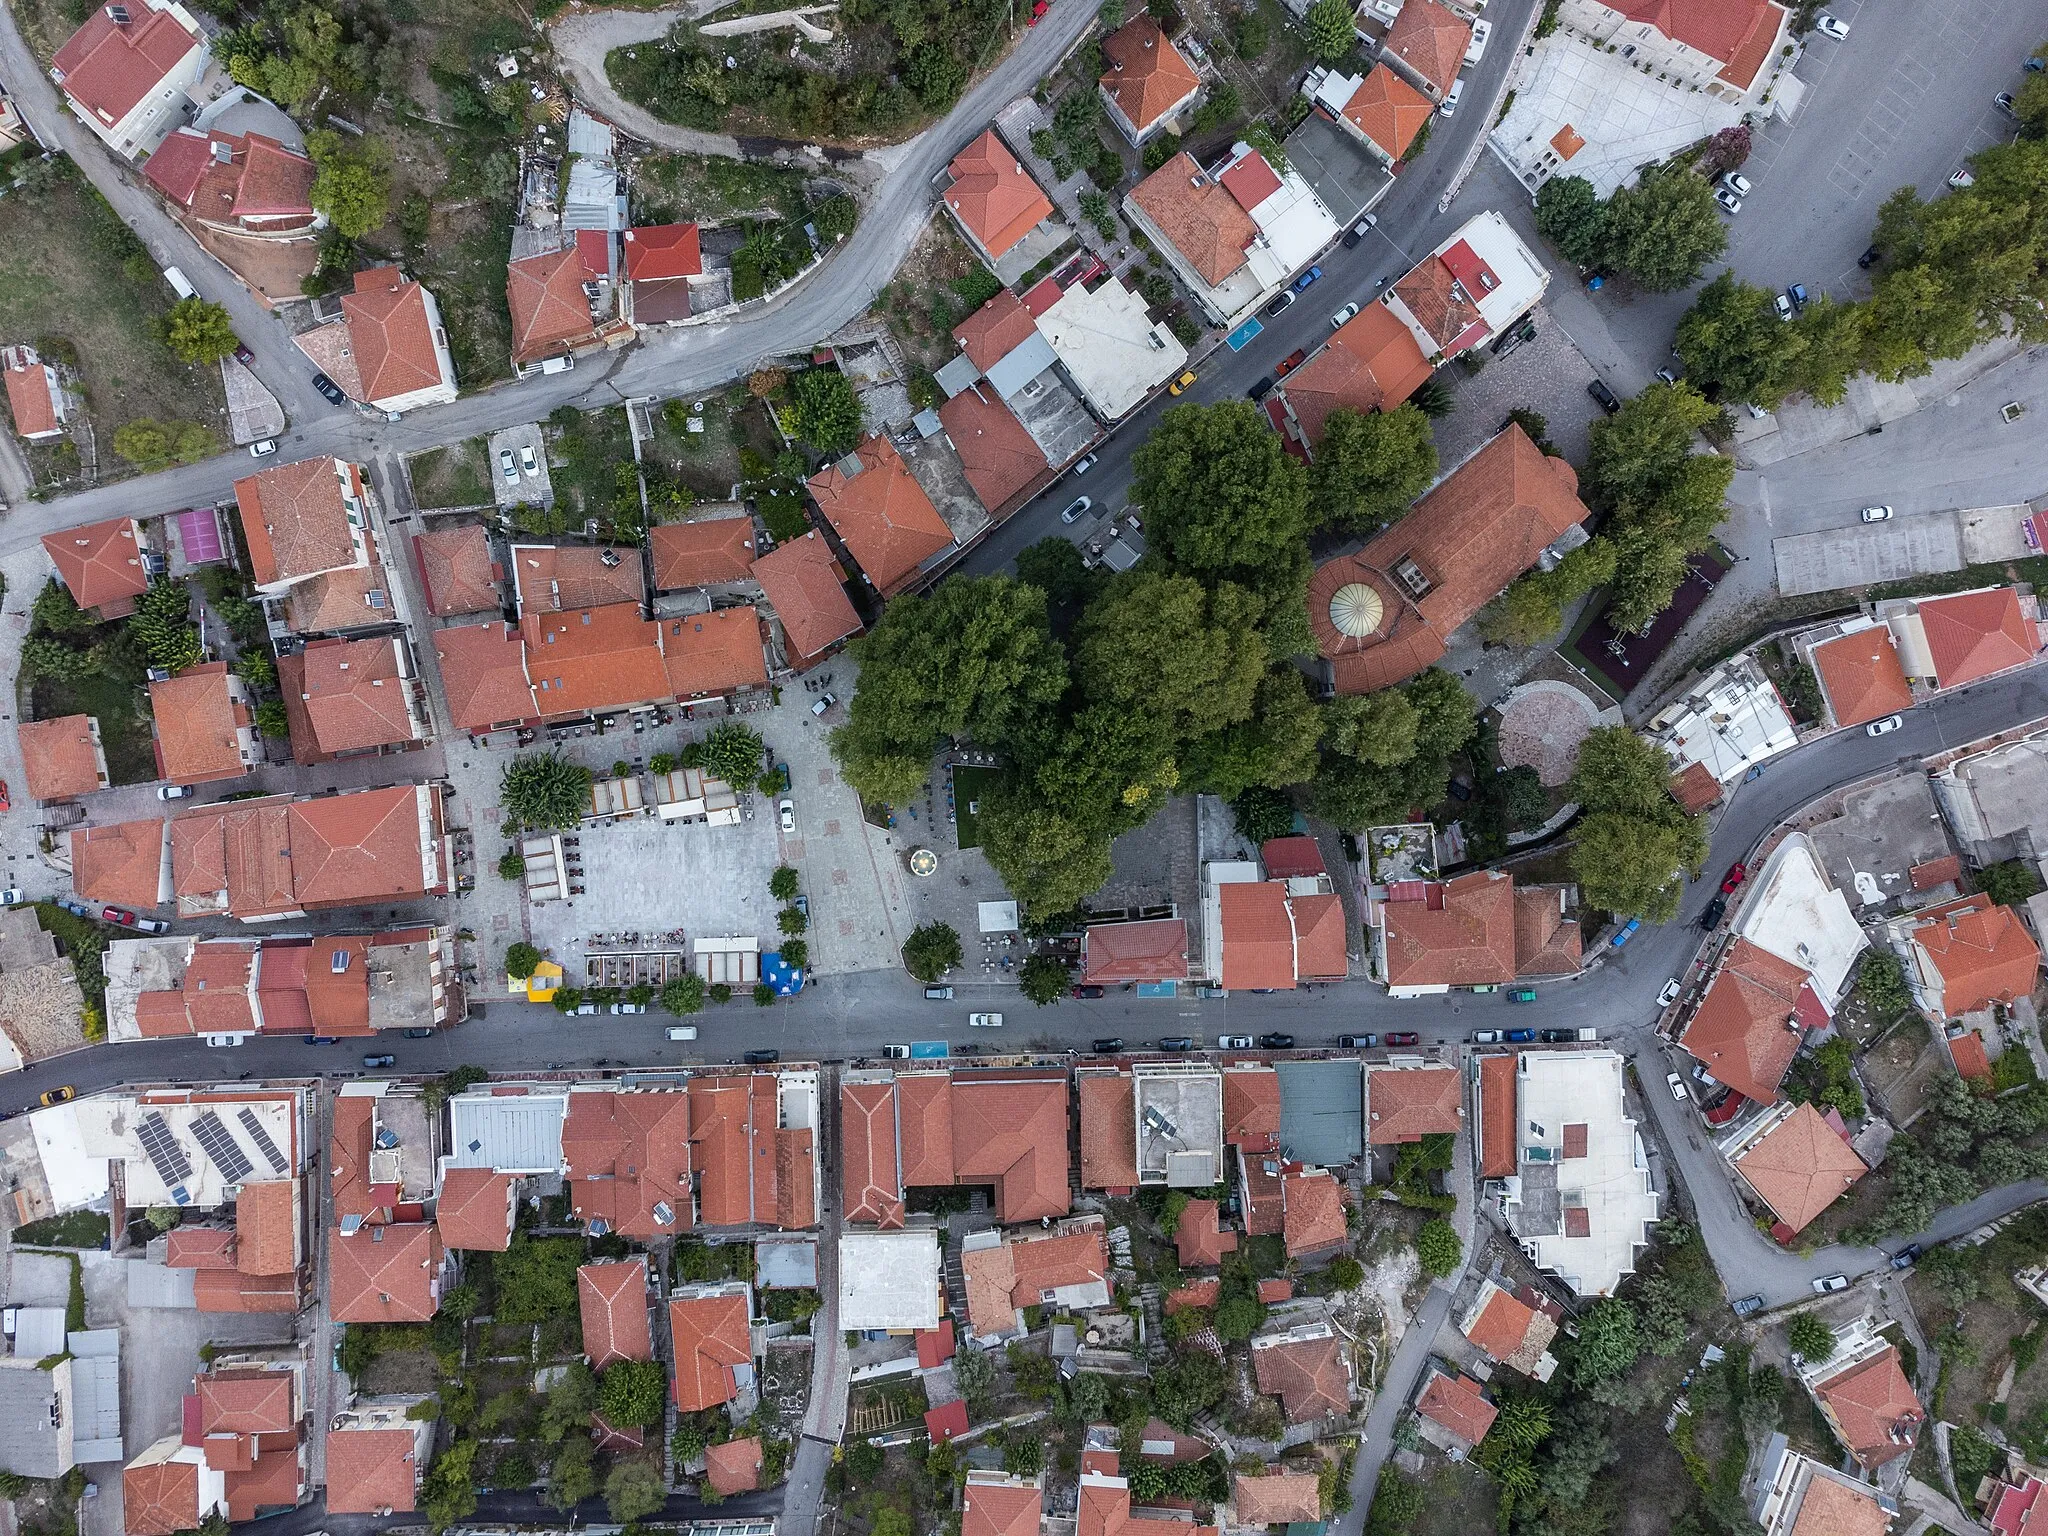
[631, 153, 811, 225]
[951, 765, 999, 850]
[13, 1208, 109, 1249]
[409, 438, 495, 510]
[29, 668, 156, 785]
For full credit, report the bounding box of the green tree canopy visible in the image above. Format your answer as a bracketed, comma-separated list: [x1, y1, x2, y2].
[1601, 165, 1727, 291]
[1534, 175, 1608, 267]
[1786, 1312, 1835, 1361]
[1073, 573, 1268, 741]
[505, 942, 543, 979]
[1184, 668, 1324, 800]
[902, 921, 962, 983]
[1303, 0, 1355, 61]
[1129, 401, 1311, 608]
[1415, 1218, 1460, 1277]
[662, 972, 705, 1015]
[501, 753, 593, 830]
[163, 297, 239, 364]
[307, 130, 391, 240]
[1018, 952, 1070, 1005]
[1571, 1298, 1640, 1384]
[702, 721, 766, 787]
[788, 366, 863, 454]
[1674, 271, 1803, 408]
[1570, 726, 1683, 819]
[1308, 404, 1438, 532]
[597, 1360, 667, 1427]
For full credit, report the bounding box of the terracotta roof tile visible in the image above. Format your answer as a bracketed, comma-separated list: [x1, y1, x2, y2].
[1262, 837, 1325, 879]
[233, 458, 366, 590]
[278, 637, 419, 763]
[1733, 1102, 1867, 1235]
[433, 621, 535, 732]
[1174, 1196, 1237, 1267]
[1477, 1053, 1516, 1178]
[234, 1179, 297, 1275]
[650, 514, 758, 589]
[953, 1074, 1072, 1222]
[839, 1079, 905, 1227]
[1081, 918, 1189, 983]
[123, 1459, 201, 1536]
[704, 1436, 764, 1495]
[329, 1222, 442, 1322]
[938, 385, 1054, 517]
[1220, 881, 1298, 990]
[669, 1289, 752, 1410]
[1918, 588, 2039, 688]
[42, 517, 148, 615]
[1338, 67, 1434, 160]
[4, 350, 63, 439]
[1275, 305, 1433, 451]
[962, 1225, 1108, 1336]
[563, 1090, 692, 1238]
[1813, 1346, 1923, 1468]
[1252, 1331, 1351, 1421]
[192, 1268, 298, 1313]
[953, 290, 1041, 373]
[1383, 871, 1518, 988]
[623, 224, 701, 281]
[507, 246, 600, 365]
[1949, 1030, 1992, 1083]
[964, 1478, 1043, 1536]
[1079, 1072, 1140, 1191]
[1670, 760, 1723, 814]
[198, 1367, 295, 1435]
[510, 544, 645, 614]
[1617, 0, 1776, 71]
[751, 530, 861, 664]
[1385, 0, 1471, 95]
[520, 604, 671, 719]
[323, 1427, 418, 1514]
[1462, 1281, 1558, 1375]
[659, 607, 769, 701]
[1391, 249, 1485, 355]
[1679, 938, 1815, 1103]
[578, 1258, 653, 1366]
[1713, 0, 1784, 89]
[944, 130, 1054, 259]
[806, 434, 953, 595]
[1129, 153, 1255, 288]
[1910, 855, 1962, 890]
[1909, 895, 2041, 1018]
[1282, 1169, 1348, 1256]
[1784, 1474, 1890, 1536]
[1365, 1065, 1462, 1144]
[411, 526, 499, 617]
[1811, 628, 1912, 728]
[1099, 15, 1201, 137]
[19, 714, 107, 800]
[1290, 892, 1348, 980]
[166, 1226, 237, 1269]
[343, 268, 448, 406]
[1165, 1275, 1221, 1313]
[1222, 1067, 1281, 1149]
[1232, 1471, 1321, 1526]
[1513, 888, 1582, 976]
[435, 1168, 514, 1252]
[1416, 1369, 1496, 1445]
[52, 2, 201, 130]
[151, 664, 253, 785]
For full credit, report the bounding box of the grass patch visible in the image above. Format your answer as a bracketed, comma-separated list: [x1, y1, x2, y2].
[409, 438, 495, 509]
[28, 665, 155, 786]
[542, 405, 636, 533]
[1868, 554, 2048, 603]
[13, 1209, 109, 1249]
[631, 153, 811, 224]
[950, 764, 999, 850]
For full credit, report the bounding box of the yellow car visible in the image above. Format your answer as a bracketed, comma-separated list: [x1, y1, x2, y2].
[1168, 371, 1197, 396]
[39, 1086, 76, 1107]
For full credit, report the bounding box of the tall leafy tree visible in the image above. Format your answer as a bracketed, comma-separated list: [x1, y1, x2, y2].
[500, 752, 593, 831]
[306, 130, 391, 240]
[1601, 165, 1727, 291]
[1533, 175, 1608, 267]
[1308, 404, 1438, 532]
[1302, 0, 1355, 62]
[162, 298, 239, 364]
[1183, 669, 1323, 799]
[1674, 271, 1802, 408]
[1566, 726, 1707, 920]
[1129, 401, 1311, 608]
[1073, 573, 1267, 741]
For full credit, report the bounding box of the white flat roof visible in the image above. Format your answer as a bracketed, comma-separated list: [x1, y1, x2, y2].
[1034, 277, 1189, 420]
[838, 1231, 942, 1332]
[447, 1089, 568, 1173]
[1515, 1051, 1659, 1297]
[1443, 210, 1549, 330]
[30, 1092, 301, 1212]
[1732, 834, 1867, 1003]
[1654, 658, 1797, 783]
[1243, 167, 1341, 288]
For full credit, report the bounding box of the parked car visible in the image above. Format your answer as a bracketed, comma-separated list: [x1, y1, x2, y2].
[58, 899, 91, 919]
[233, 342, 255, 365]
[1691, 1063, 1719, 1085]
[1813, 12, 1848, 39]
[1587, 378, 1622, 414]
[1463, 17, 1490, 63]
[1473, 1030, 1504, 1044]
[39, 1086, 76, 1107]
[1071, 985, 1106, 999]
[1292, 265, 1323, 292]
[1788, 283, 1808, 312]
[1168, 370, 1198, 396]
[968, 1012, 1003, 1027]
[136, 917, 170, 934]
[1538, 1029, 1577, 1043]
[1155, 1037, 1195, 1051]
[610, 1002, 647, 1014]
[1858, 245, 1881, 268]
[1720, 861, 1747, 893]
[1860, 504, 1892, 522]
[1667, 1072, 1689, 1101]
[520, 445, 539, 477]
[1507, 987, 1538, 1003]
[1811, 1273, 1850, 1293]
[810, 693, 837, 716]
[1269, 349, 1304, 379]
[363, 1053, 396, 1069]
[1995, 92, 2017, 116]
[1072, 452, 1098, 474]
[402, 1028, 435, 1038]
[743, 1049, 780, 1064]
[1658, 978, 1684, 1007]
[669, 1026, 701, 1041]
[1341, 214, 1377, 248]
[1439, 75, 1464, 116]
[1656, 366, 1680, 384]
[159, 784, 194, 799]
[1062, 496, 1093, 523]
[1219, 1034, 1253, 1049]
[1194, 986, 1226, 999]
[1721, 172, 1751, 197]
[1731, 1294, 1765, 1319]
[1714, 187, 1743, 214]
[1091, 1037, 1124, 1053]
[498, 448, 519, 483]
[1774, 291, 1794, 321]
[923, 986, 955, 1000]
[303, 1036, 339, 1045]
[1336, 1033, 1377, 1048]
[1610, 917, 1642, 948]
[1247, 375, 1277, 401]
[1505, 1028, 1536, 1043]
[1263, 290, 1296, 317]
[1699, 895, 1727, 930]
[311, 372, 348, 405]
[1890, 1243, 1923, 1269]
[0, 890, 20, 907]
[1866, 713, 1904, 737]
[1330, 302, 1360, 328]
[1949, 166, 1975, 189]
[1258, 1033, 1294, 1050]
[1386, 1032, 1420, 1047]
[778, 798, 795, 832]
[248, 439, 278, 457]
[101, 906, 137, 926]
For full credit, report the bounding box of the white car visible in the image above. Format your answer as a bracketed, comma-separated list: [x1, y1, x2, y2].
[1867, 714, 1904, 737]
[1860, 505, 1892, 522]
[1062, 496, 1093, 524]
[0, 889, 21, 907]
[1219, 1034, 1253, 1048]
[969, 1012, 1003, 1027]
[520, 445, 539, 477]
[881, 1044, 910, 1058]
[667, 1026, 698, 1041]
[1715, 187, 1743, 214]
[611, 1002, 647, 1014]
[1072, 453, 1098, 475]
[1667, 1072, 1688, 1101]
[498, 449, 518, 483]
[1812, 1273, 1850, 1293]
[1463, 18, 1490, 64]
[778, 798, 795, 832]
[1438, 75, 1464, 116]
[158, 784, 195, 800]
[203, 1034, 244, 1048]
[248, 438, 278, 457]
[1657, 979, 1683, 1007]
[1774, 292, 1793, 321]
[1721, 172, 1752, 197]
[1331, 302, 1360, 328]
[1813, 13, 1848, 40]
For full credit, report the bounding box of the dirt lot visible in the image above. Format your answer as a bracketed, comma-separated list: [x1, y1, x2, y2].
[870, 216, 997, 376]
[628, 152, 814, 226]
[410, 438, 496, 510]
[1909, 1216, 2048, 1449]
[0, 174, 230, 491]
[645, 390, 786, 503]
[1860, 1015, 1945, 1127]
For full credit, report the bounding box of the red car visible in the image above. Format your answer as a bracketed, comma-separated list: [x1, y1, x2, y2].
[1719, 861, 1747, 894]
[1385, 1032, 1420, 1047]
[0, 780, 10, 811]
[1274, 348, 1308, 377]
[101, 907, 138, 926]
[1027, 0, 1047, 22]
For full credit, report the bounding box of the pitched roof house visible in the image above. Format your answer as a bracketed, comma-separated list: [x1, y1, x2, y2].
[941, 129, 1054, 262]
[1281, 1169, 1348, 1258]
[1330, 66, 1434, 163]
[1678, 937, 1825, 1104]
[1899, 894, 2042, 1019]
[1415, 1368, 1496, 1448]
[41, 516, 149, 617]
[805, 434, 954, 595]
[669, 1285, 754, 1410]
[1128, 151, 1258, 290]
[622, 223, 701, 325]
[323, 1419, 424, 1514]
[1309, 425, 1587, 694]
[1380, 870, 1518, 993]
[650, 512, 758, 590]
[1174, 1197, 1237, 1267]
[51, 0, 207, 159]
[1567, 0, 1788, 98]
[964, 1473, 1043, 1536]
[1726, 1100, 1867, 1237]
[1383, 0, 1472, 99]
[1268, 304, 1433, 455]
[143, 129, 315, 234]
[4, 345, 69, 441]
[1364, 1064, 1462, 1144]
[411, 525, 500, 617]
[1081, 918, 1191, 985]
[18, 714, 110, 801]
[750, 530, 862, 666]
[233, 458, 375, 597]
[1809, 1346, 1923, 1469]
[150, 664, 258, 786]
[1808, 626, 1913, 729]
[1231, 1470, 1321, 1528]
[1460, 1279, 1561, 1380]
[277, 635, 426, 766]
[167, 784, 451, 920]
[328, 1223, 444, 1322]
[704, 1436, 765, 1495]
[960, 1219, 1111, 1339]
[1250, 1326, 1352, 1421]
[1098, 15, 1201, 143]
[506, 244, 608, 367]
[434, 1168, 514, 1252]
[71, 818, 167, 909]
[433, 621, 536, 732]
[1911, 587, 2042, 687]
[340, 268, 458, 413]
[578, 1258, 653, 1367]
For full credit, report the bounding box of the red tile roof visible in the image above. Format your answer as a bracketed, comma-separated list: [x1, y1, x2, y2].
[42, 517, 148, 616]
[1382, 871, 1518, 989]
[1219, 151, 1282, 212]
[578, 1258, 653, 1367]
[806, 434, 953, 595]
[4, 350, 62, 439]
[916, 1320, 957, 1368]
[1166, 1276, 1221, 1313]
[234, 457, 365, 590]
[1917, 588, 2039, 688]
[1679, 938, 1816, 1104]
[659, 607, 770, 701]
[1385, 0, 1471, 95]
[1129, 153, 1255, 287]
[433, 622, 535, 732]
[751, 531, 861, 664]
[1291, 893, 1349, 980]
[1232, 1471, 1321, 1526]
[1219, 881, 1298, 990]
[1312, 427, 1589, 693]
[943, 130, 1054, 259]
[1253, 1331, 1351, 1421]
[1713, 0, 1785, 89]
[926, 1400, 971, 1442]
[1416, 1369, 1496, 1445]
[1463, 1282, 1558, 1375]
[1813, 1346, 1923, 1468]
[1282, 1169, 1348, 1256]
[124, 1459, 201, 1536]
[197, 1367, 295, 1435]
[1670, 760, 1723, 814]
[1276, 304, 1434, 451]
[1910, 855, 1962, 890]
[166, 1226, 237, 1269]
[1175, 1197, 1237, 1267]
[412, 526, 499, 617]
[1811, 628, 1912, 728]
[235, 1178, 297, 1276]
[507, 246, 600, 365]
[1949, 1030, 1992, 1083]
[964, 1478, 1043, 1536]
[52, 1, 201, 131]
[651, 514, 758, 589]
[520, 604, 671, 719]
[343, 268, 447, 405]
[1338, 67, 1434, 160]
[510, 544, 645, 613]
[953, 1074, 1073, 1221]
[1908, 895, 2042, 1018]
[562, 1089, 692, 1238]
[669, 1289, 752, 1411]
[323, 1427, 418, 1514]
[329, 1222, 442, 1322]
[1366, 1065, 1462, 1144]
[1099, 15, 1201, 136]
[939, 385, 1054, 516]
[962, 1224, 1108, 1336]
[1617, 0, 1778, 73]
[1081, 918, 1189, 984]
[1513, 887, 1583, 976]
[144, 130, 314, 224]
[840, 1078, 905, 1227]
[278, 636, 418, 762]
[1223, 1067, 1281, 1150]
[704, 1436, 764, 1495]
[151, 664, 252, 785]
[1477, 1053, 1516, 1178]
[19, 714, 106, 800]
[623, 224, 701, 281]
[1262, 836, 1325, 878]
[435, 1168, 513, 1252]
[1078, 1072, 1140, 1191]
[1733, 1102, 1867, 1235]
[953, 290, 1040, 373]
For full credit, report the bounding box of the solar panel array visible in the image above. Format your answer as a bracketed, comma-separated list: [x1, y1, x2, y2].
[136, 1112, 193, 1201]
[238, 1107, 289, 1174]
[190, 1110, 254, 1184]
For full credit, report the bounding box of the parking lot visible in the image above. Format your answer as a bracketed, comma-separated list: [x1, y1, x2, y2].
[1772, 511, 1966, 596]
[1428, 303, 1605, 468]
[487, 423, 553, 511]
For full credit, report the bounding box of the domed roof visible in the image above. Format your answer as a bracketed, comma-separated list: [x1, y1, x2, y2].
[1329, 582, 1385, 639]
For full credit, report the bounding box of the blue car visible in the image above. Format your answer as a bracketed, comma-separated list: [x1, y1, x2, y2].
[1611, 917, 1642, 948]
[1505, 1029, 1535, 1043]
[1292, 265, 1323, 292]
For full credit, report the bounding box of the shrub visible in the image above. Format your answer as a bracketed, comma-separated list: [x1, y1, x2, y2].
[1415, 1218, 1460, 1277]
[497, 850, 526, 880]
[505, 942, 542, 979]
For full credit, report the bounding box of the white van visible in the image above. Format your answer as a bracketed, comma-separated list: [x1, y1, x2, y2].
[666, 1026, 698, 1041]
[163, 266, 197, 300]
[1439, 76, 1465, 117]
